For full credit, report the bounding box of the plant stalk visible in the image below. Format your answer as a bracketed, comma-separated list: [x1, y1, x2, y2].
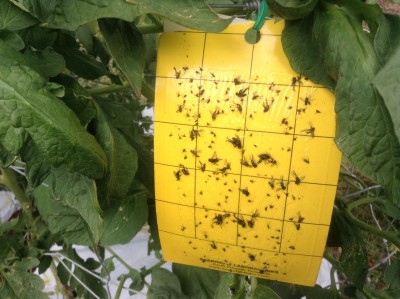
[86, 83, 132, 96]
[344, 197, 400, 249]
[141, 259, 166, 277]
[115, 274, 128, 299]
[105, 246, 136, 273]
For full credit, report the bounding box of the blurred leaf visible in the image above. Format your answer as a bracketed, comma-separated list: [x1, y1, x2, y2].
[23, 47, 66, 78]
[17, 0, 231, 32]
[373, 13, 400, 66]
[332, 209, 368, 289]
[252, 284, 282, 299]
[373, 48, 400, 143]
[99, 19, 146, 96]
[54, 32, 108, 80]
[215, 273, 248, 299]
[0, 1, 37, 31]
[100, 193, 147, 246]
[0, 258, 47, 299]
[53, 75, 96, 127]
[19, 26, 57, 50]
[258, 280, 303, 299]
[100, 257, 114, 278]
[127, 269, 145, 293]
[384, 259, 400, 289]
[148, 268, 184, 299]
[173, 263, 220, 298]
[94, 102, 138, 206]
[0, 30, 24, 50]
[0, 143, 16, 167]
[20, 138, 51, 187]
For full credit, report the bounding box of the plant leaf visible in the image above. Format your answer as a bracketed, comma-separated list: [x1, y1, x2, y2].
[17, 0, 232, 32]
[23, 47, 65, 78]
[33, 177, 92, 245]
[0, 40, 106, 178]
[94, 103, 138, 205]
[100, 193, 147, 246]
[300, 285, 341, 299]
[0, 30, 24, 50]
[20, 138, 50, 187]
[51, 166, 103, 244]
[383, 259, 400, 290]
[253, 284, 282, 299]
[0, 143, 16, 167]
[172, 263, 220, 299]
[0, 258, 47, 299]
[373, 13, 400, 66]
[215, 273, 248, 299]
[99, 19, 145, 96]
[332, 209, 368, 289]
[148, 268, 184, 299]
[284, 3, 400, 206]
[282, 13, 336, 90]
[54, 32, 108, 80]
[267, 0, 320, 20]
[373, 48, 400, 144]
[0, 0, 37, 31]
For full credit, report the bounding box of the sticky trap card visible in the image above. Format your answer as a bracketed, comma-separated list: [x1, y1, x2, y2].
[154, 21, 341, 286]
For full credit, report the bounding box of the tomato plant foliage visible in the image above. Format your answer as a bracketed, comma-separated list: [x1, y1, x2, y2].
[0, 0, 399, 298]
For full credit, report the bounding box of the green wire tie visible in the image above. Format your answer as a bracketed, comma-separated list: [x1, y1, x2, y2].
[245, 0, 268, 44]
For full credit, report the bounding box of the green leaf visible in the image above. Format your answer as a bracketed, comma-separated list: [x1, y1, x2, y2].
[0, 30, 24, 50]
[19, 26, 57, 50]
[33, 177, 92, 245]
[257, 280, 303, 299]
[0, 143, 16, 167]
[17, 0, 232, 32]
[332, 209, 368, 289]
[0, 41, 106, 178]
[282, 13, 336, 89]
[267, 0, 319, 20]
[373, 49, 400, 144]
[215, 273, 248, 299]
[100, 257, 114, 278]
[95, 97, 155, 194]
[20, 138, 50, 187]
[23, 47, 65, 78]
[148, 268, 184, 299]
[100, 193, 147, 245]
[94, 103, 138, 205]
[51, 166, 103, 244]
[384, 259, 400, 290]
[57, 248, 107, 299]
[125, 269, 144, 294]
[253, 284, 282, 299]
[284, 2, 400, 206]
[0, 0, 37, 31]
[0, 258, 47, 299]
[53, 32, 108, 80]
[99, 19, 145, 96]
[373, 13, 400, 66]
[54, 75, 96, 127]
[172, 263, 220, 299]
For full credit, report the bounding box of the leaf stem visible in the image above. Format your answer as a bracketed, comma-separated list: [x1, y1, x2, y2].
[104, 246, 136, 273]
[344, 197, 400, 249]
[115, 274, 128, 299]
[141, 259, 166, 277]
[86, 83, 132, 96]
[250, 276, 258, 297]
[0, 168, 33, 221]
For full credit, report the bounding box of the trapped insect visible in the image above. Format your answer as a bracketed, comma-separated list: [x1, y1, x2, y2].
[227, 135, 242, 149]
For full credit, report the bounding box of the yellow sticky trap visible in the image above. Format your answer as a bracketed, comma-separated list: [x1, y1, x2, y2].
[154, 21, 342, 286]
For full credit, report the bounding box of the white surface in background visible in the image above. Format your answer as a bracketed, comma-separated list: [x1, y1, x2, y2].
[0, 191, 20, 223]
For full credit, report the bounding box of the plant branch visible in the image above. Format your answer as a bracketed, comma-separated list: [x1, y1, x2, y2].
[115, 274, 128, 299]
[141, 259, 166, 277]
[344, 197, 400, 249]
